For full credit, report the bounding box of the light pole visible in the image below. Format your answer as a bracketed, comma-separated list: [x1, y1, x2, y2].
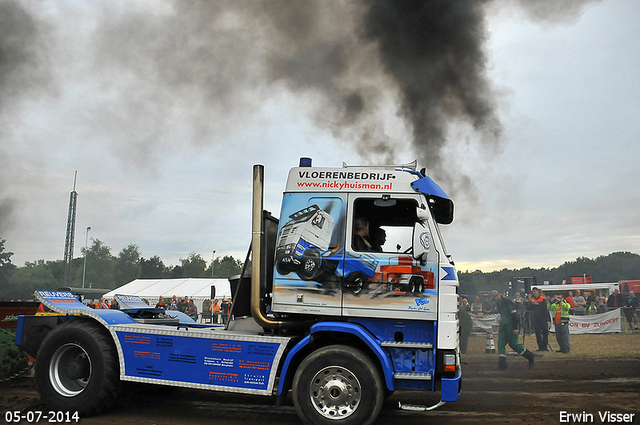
[211, 250, 216, 278]
[82, 226, 91, 288]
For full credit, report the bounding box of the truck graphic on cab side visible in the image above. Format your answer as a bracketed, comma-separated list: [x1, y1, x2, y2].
[275, 204, 379, 286]
[374, 256, 435, 294]
[275, 204, 334, 280]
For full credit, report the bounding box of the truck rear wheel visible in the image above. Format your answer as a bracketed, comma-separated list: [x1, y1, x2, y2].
[299, 248, 322, 281]
[410, 276, 425, 293]
[345, 272, 368, 295]
[292, 345, 383, 425]
[35, 320, 120, 417]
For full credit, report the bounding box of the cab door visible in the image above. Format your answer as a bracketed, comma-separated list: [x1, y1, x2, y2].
[271, 193, 346, 316]
[342, 194, 439, 321]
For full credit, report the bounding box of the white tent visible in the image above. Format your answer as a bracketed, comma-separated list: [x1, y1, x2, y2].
[104, 278, 232, 318]
[537, 282, 619, 298]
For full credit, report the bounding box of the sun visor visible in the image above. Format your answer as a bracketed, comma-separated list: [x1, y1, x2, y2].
[411, 176, 454, 224]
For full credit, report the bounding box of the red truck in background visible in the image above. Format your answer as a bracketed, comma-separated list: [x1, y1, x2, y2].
[619, 280, 640, 293]
[562, 275, 593, 285]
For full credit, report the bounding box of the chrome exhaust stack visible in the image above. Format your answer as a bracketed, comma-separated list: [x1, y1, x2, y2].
[251, 164, 297, 329]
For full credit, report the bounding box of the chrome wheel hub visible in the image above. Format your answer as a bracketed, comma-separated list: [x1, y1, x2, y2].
[49, 343, 92, 397]
[309, 366, 361, 420]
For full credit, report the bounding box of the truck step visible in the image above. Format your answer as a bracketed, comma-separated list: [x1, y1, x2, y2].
[398, 400, 446, 411]
[394, 372, 432, 381]
[380, 341, 433, 349]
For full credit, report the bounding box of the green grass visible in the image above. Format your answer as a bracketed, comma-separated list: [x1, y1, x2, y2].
[0, 327, 28, 379]
[463, 331, 640, 360]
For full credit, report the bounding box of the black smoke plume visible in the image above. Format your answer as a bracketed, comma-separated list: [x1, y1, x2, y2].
[0, 0, 52, 234]
[0, 0, 602, 203]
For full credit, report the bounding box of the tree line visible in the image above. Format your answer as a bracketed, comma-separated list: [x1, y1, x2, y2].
[459, 251, 640, 296]
[0, 238, 249, 301]
[1, 237, 638, 301]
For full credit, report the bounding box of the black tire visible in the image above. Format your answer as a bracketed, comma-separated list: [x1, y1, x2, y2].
[410, 276, 425, 293]
[292, 345, 384, 425]
[345, 272, 369, 295]
[35, 320, 120, 417]
[276, 252, 294, 275]
[276, 259, 291, 275]
[299, 248, 322, 281]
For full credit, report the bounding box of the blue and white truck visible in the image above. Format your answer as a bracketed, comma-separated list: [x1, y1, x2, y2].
[16, 158, 461, 425]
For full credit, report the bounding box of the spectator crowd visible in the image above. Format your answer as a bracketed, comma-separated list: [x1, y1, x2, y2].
[462, 288, 639, 333]
[79, 294, 235, 324]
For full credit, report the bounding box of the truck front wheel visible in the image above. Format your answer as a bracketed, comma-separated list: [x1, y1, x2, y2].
[276, 258, 293, 275]
[35, 320, 120, 417]
[292, 345, 384, 425]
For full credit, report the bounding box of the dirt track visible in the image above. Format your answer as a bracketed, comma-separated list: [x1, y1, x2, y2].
[2, 355, 639, 425]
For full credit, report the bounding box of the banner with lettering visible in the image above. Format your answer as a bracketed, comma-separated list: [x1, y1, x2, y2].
[551, 308, 621, 334]
[470, 313, 500, 332]
[471, 309, 622, 334]
[568, 308, 621, 334]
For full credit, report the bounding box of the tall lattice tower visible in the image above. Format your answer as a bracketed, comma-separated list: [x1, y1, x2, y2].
[63, 172, 78, 286]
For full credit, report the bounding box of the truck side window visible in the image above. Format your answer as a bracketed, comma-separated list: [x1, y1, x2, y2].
[352, 198, 418, 253]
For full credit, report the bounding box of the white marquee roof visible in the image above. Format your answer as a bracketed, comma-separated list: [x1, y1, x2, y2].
[104, 278, 232, 301]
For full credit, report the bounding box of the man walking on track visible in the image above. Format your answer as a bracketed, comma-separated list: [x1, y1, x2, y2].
[492, 290, 536, 370]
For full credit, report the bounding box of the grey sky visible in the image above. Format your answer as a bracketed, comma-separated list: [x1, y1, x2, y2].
[1, 0, 638, 273]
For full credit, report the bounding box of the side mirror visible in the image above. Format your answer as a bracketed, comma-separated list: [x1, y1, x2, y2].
[413, 221, 430, 261]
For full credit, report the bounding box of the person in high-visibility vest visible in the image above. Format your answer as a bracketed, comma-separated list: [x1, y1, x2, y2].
[491, 290, 536, 370]
[548, 293, 571, 353]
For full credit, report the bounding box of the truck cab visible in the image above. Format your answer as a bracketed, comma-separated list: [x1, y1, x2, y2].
[271, 160, 457, 327]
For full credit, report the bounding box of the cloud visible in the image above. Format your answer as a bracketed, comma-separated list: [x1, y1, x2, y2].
[0, 0, 621, 269]
[508, 0, 603, 24]
[0, 0, 56, 236]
